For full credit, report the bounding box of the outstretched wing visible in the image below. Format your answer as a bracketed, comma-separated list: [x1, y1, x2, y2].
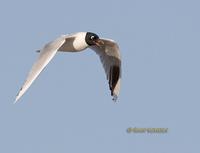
[90, 38, 121, 101]
[15, 35, 67, 103]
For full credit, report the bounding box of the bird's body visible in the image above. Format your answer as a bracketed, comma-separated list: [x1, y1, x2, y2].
[15, 32, 121, 103]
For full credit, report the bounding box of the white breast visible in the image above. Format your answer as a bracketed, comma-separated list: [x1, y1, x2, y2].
[73, 32, 88, 51]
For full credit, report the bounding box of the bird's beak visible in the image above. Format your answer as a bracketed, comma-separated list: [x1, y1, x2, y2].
[94, 39, 104, 47]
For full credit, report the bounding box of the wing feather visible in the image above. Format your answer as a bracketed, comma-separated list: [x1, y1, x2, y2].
[90, 39, 121, 101]
[15, 35, 67, 103]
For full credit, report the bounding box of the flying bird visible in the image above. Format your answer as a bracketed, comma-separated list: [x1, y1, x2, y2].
[15, 32, 121, 103]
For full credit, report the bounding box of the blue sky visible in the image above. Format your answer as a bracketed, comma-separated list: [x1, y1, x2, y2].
[0, 0, 200, 152]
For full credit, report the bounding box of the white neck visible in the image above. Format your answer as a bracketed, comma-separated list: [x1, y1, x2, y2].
[72, 32, 88, 51]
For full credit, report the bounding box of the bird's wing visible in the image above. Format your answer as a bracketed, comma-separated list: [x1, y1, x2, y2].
[90, 38, 121, 101]
[15, 35, 67, 103]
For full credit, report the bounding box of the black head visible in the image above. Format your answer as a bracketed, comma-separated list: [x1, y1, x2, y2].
[85, 32, 104, 46]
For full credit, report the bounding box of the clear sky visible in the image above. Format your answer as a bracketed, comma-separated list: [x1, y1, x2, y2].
[0, 0, 200, 152]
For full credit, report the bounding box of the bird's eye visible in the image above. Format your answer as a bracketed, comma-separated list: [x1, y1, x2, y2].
[90, 36, 95, 40]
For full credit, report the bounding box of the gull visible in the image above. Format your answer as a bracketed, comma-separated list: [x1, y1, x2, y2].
[15, 32, 121, 103]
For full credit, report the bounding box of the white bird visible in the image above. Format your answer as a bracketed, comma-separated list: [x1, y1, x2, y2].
[15, 32, 121, 103]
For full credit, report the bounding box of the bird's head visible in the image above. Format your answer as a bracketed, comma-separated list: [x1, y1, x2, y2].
[85, 32, 104, 47]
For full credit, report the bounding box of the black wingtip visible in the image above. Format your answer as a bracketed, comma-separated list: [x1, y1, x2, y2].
[112, 94, 118, 102]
